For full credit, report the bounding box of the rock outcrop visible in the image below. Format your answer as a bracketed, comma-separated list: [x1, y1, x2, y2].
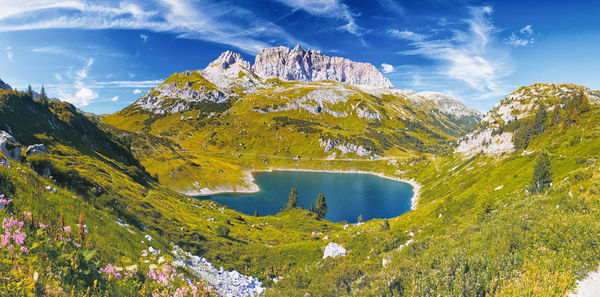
[323, 242, 347, 259]
[412, 91, 483, 119]
[172, 246, 264, 296]
[26, 144, 48, 156]
[0, 78, 11, 90]
[252, 45, 393, 88]
[455, 83, 600, 157]
[0, 131, 20, 160]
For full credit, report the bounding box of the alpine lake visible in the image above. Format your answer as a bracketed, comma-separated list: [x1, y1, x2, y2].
[199, 170, 415, 223]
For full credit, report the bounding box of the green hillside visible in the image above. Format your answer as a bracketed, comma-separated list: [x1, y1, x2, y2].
[102, 77, 481, 194]
[2, 81, 600, 296]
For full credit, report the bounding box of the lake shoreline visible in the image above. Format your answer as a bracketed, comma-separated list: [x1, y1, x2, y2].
[191, 168, 421, 211]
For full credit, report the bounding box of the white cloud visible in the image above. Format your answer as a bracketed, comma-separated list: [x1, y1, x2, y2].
[56, 57, 99, 106]
[520, 24, 533, 35]
[387, 29, 424, 42]
[5, 46, 12, 61]
[381, 63, 395, 74]
[273, 0, 362, 35]
[133, 89, 142, 94]
[67, 87, 99, 106]
[140, 34, 148, 42]
[54, 73, 63, 81]
[110, 96, 118, 102]
[505, 24, 535, 47]
[389, 6, 512, 93]
[0, 0, 305, 54]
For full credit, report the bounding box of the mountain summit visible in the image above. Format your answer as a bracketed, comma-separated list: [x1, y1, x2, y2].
[0, 78, 11, 90]
[252, 45, 394, 88]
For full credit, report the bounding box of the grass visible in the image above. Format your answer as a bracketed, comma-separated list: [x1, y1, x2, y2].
[3, 82, 600, 296]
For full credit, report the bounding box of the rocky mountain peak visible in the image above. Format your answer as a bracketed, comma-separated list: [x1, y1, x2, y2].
[251, 45, 394, 88]
[414, 91, 483, 118]
[209, 50, 251, 70]
[292, 44, 304, 52]
[0, 78, 11, 90]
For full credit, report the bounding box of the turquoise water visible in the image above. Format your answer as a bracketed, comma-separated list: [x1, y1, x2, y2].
[200, 170, 414, 223]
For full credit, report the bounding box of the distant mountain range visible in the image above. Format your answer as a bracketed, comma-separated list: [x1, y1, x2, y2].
[102, 46, 482, 194]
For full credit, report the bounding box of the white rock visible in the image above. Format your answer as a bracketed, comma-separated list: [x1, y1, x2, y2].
[25, 144, 47, 156]
[323, 242, 347, 259]
[0, 131, 20, 160]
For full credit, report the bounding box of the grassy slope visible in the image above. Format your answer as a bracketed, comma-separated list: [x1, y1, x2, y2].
[102, 80, 474, 194]
[5, 83, 600, 296]
[0, 90, 347, 293]
[265, 86, 600, 296]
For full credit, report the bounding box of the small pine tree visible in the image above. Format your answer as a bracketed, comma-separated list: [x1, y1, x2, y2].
[381, 219, 390, 231]
[357, 214, 364, 224]
[513, 121, 533, 150]
[285, 188, 298, 210]
[529, 152, 552, 193]
[315, 193, 327, 219]
[533, 105, 547, 134]
[309, 203, 314, 213]
[39, 86, 48, 105]
[254, 210, 259, 217]
[26, 85, 34, 98]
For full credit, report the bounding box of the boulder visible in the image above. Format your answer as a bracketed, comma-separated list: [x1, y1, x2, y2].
[26, 144, 47, 156]
[323, 242, 347, 259]
[0, 131, 21, 160]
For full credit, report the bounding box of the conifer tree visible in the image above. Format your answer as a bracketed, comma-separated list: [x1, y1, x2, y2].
[285, 188, 298, 210]
[26, 85, 34, 98]
[533, 105, 547, 134]
[39, 86, 48, 105]
[381, 219, 390, 231]
[254, 210, 259, 217]
[357, 214, 364, 224]
[529, 151, 553, 193]
[315, 193, 327, 219]
[309, 203, 314, 213]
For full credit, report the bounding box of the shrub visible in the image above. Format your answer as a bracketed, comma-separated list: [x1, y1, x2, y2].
[215, 224, 230, 237]
[381, 219, 390, 231]
[529, 152, 553, 193]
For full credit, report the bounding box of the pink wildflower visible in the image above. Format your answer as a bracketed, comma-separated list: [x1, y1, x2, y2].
[74, 243, 81, 248]
[100, 264, 122, 279]
[1, 216, 26, 249]
[0, 194, 12, 207]
[20, 246, 28, 253]
[38, 223, 47, 228]
[63, 226, 71, 233]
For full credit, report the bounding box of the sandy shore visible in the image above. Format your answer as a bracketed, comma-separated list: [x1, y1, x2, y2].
[192, 168, 421, 211]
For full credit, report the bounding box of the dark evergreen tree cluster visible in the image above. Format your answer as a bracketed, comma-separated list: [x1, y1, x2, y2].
[285, 188, 298, 210]
[512, 105, 548, 150]
[529, 151, 553, 193]
[314, 193, 327, 219]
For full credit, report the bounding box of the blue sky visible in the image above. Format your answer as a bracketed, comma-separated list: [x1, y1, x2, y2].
[0, 0, 598, 114]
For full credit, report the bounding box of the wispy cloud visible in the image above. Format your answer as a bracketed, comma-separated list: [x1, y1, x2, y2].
[505, 25, 535, 47]
[273, 0, 363, 35]
[133, 89, 142, 94]
[0, 0, 305, 54]
[389, 6, 512, 94]
[56, 57, 99, 107]
[5, 46, 12, 61]
[140, 34, 148, 42]
[381, 63, 395, 73]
